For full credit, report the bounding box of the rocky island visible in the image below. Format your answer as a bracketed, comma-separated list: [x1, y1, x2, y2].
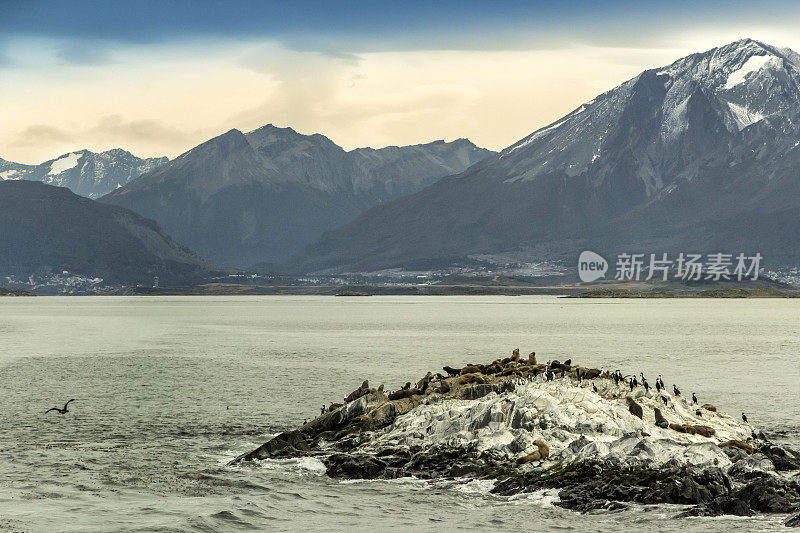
[231, 350, 800, 522]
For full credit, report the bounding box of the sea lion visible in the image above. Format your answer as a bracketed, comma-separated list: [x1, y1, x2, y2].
[701, 403, 717, 412]
[563, 359, 571, 366]
[694, 425, 716, 437]
[377, 384, 385, 394]
[458, 373, 484, 384]
[443, 366, 460, 377]
[328, 402, 343, 411]
[654, 407, 669, 428]
[361, 380, 369, 389]
[344, 385, 370, 403]
[511, 348, 520, 362]
[528, 352, 537, 365]
[515, 439, 550, 464]
[460, 365, 481, 375]
[719, 440, 754, 454]
[388, 388, 420, 401]
[417, 372, 433, 391]
[626, 397, 643, 419]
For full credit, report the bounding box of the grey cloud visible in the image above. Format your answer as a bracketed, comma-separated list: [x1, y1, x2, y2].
[10, 124, 73, 147]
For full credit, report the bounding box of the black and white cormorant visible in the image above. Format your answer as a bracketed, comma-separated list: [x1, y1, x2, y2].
[742, 412, 748, 423]
[673, 385, 681, 396]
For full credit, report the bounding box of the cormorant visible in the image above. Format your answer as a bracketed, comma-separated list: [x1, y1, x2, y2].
[629, 379, 634, 392]
[45, 399, 75, 414]
[692, 393, 698, 404]
[592, 383, 598, 393]
[742, 412, 748, 423]
[643, 379, 650, 392]
[673, 385, 681, 396]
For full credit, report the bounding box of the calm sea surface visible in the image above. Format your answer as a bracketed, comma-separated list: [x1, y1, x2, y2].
[1, 296, 798, 532]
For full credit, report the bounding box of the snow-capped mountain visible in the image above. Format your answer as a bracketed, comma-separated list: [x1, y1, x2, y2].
[0, 149, 167, 198]
[290, 39, 800, 273]
[100, 127, 492, 267]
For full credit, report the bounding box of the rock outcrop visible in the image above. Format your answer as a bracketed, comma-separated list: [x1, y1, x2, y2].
[230, 349, 800, 519]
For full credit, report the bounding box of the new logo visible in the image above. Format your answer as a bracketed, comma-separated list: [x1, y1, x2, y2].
[578, 250, 608, 282]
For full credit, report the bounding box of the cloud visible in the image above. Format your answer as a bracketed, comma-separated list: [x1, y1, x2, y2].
[54, 41, 114, 65]
[88, 114, 195, 145]
[10, 124, 73, 147]
[6, 116, 199, 162]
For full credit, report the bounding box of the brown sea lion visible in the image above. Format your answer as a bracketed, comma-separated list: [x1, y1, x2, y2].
[328, 402, 343, 412]
[693, 425, 716, 437]
[654, 407, 669, 428]
[626, 397, 643, 419]
[515, 439, 550, 464]
[718, 440, 754, 454]
[388, 388, 420, 401]
[460, 365, 481, 375]
[443, 366, 460, 377]
[701, 404, 717, 412]
[528, 352, 537, 365]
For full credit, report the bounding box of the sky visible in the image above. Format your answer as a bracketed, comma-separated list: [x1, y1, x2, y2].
[2, 0, 800, 163]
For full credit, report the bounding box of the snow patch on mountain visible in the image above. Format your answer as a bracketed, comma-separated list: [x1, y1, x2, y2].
[48, 152, 82, 176]
[727, 101, 765, 130]
[724, 54, 780, 89]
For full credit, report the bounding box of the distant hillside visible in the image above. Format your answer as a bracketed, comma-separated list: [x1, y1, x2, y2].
[0, 181, 222, 285]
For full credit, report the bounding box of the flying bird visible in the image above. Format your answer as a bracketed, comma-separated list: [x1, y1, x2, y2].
[45, 399, 76, 414]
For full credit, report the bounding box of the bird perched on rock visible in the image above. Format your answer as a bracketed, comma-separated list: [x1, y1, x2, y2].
[45, 399, 76, 415]
[742, 412, 748, 423]
[655, 379, 661, 392]
[692, 392, 698, 404]
[592, 383, 598, 393]
[695, 409, 703, 417]
[673, 385, 681, 396]
[643, 379, 650, 393]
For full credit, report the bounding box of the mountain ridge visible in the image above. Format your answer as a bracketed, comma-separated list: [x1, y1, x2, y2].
[101, 126, 493, 267]
[288, 39, 800, 273]
[0, 148, 167, 198]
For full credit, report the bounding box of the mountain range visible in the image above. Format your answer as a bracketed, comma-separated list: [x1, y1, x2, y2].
[0, 149, 167, 199]
[0, 180, 220, 285]
[289, 39, 800, 273]
[100, 126, 492, 267]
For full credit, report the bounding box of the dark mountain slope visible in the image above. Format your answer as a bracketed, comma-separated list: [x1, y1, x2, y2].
[0, 180, 221, 284]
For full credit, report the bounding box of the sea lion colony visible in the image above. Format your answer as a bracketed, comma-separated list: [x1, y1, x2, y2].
[315, 348, 750, 454]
